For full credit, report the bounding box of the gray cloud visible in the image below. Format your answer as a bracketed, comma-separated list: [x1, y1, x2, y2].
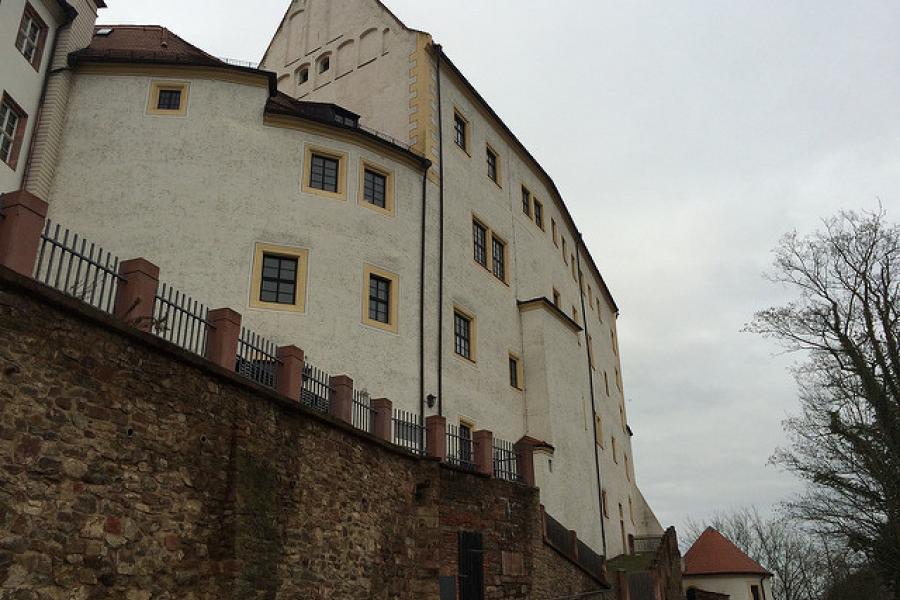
[97, 0, 900, 529]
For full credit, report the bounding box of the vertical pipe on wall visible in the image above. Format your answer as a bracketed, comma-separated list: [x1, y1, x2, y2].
[434, 44, 445, 417]
[419, 162, 430, 443]
[576, 240, 608, 557]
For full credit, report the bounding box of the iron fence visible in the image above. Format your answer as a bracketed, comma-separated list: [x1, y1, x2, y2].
[392, 409, 424, 455]
[301, 362, 332, 413]
[152, 282, 211, 356]
[492, 438, 521, 482]
[446, 424, 475, 471]
[576, 539, 605, 578]
[33, 220, 122, 314]
[235, 327, 280, 389]
[351, 389, 374, 433]
[544, 512, 573, 556]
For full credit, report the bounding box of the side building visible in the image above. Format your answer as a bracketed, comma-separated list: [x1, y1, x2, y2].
[0, 0, 104, 192]
[12, 0, 666, 562]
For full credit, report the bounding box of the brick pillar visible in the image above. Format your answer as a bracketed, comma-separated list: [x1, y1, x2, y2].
[328, 375, 353, 424]
[615, 570, 630, 600]
[0, 190, 48, 276]
[371, 398, 392, 441]
[473, 430, 493, 476]
[426, 415, 447, 460]
[205, 308, 242, 370]
[113, 258, 159, 331]
[514, 437, 536, 487]
[276, 345, 304, 401]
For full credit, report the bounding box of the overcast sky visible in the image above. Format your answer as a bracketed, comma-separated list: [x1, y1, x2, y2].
[97, 1, 900, 530]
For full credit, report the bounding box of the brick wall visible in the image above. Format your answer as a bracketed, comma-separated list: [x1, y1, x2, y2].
[0, 266, 609, 599]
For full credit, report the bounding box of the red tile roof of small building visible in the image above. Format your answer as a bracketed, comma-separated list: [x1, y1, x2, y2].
[683, 528, 772, 577]
[73, 25, 227, 67]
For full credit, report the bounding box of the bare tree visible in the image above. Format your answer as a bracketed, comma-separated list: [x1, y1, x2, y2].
[683, 508, 832, 600]
[749, 208, 900, 598]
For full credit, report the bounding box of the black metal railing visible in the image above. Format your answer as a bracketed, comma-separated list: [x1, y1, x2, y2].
[544, 512, 573, 556]
[392, 409, 424, 455]
[33, 220, 122, 314]
[351, 389, 374, 433]
[235, 327, 280, 389]
[577, 539, 605, 578]
[446, 424, 475, 471]
[152, 282, 211, 356]
[301, 362, 332, 413]
[492, 438, 521, 482]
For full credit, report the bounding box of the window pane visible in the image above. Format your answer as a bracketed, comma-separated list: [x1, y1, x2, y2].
[368, 275, 391, 324]
[492, 237, 505, 281]
[310, 154, 339, 192]
[454, 115, 466, 149]
[259, 254, 298, 305]
[522, 188, 530, 215]
[534, 202, 543, 228]
[509, 357, 518, 388]
[157, 89, 182, 110]
[454, 312, 471, 359]
[472, 221, 487, 267]
[487, 150, 497, 181]
[364, 169, 387, 208]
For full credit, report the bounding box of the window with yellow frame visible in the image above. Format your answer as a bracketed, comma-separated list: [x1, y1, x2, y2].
[302, 145, 347, 201]
[362, 264, 399, 333]
[359, 160, 394, 216]
[249, 243, 309, 313]
[147, 80, 190, 116]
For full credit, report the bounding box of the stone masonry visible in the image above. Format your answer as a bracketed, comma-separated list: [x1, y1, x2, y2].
[0, 265, 608, 599]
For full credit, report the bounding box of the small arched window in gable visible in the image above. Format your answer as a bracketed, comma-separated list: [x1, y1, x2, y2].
[296, 64, 310, 85]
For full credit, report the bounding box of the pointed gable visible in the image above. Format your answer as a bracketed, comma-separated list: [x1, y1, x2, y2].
[684, 528, 772, 577]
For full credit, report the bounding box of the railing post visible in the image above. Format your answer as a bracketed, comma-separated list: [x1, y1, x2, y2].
[473, 429, 493, 476]
[0, 190, 48, 276]
[276, 345, 304, 400]
[328, 375, 353, 423]
[205, 308, 242, 370]
[113, 258, 159, 331]
[426, 415, 447, 461]
[371, 398, 392, 441]
[570, 530, 579, 560]
[514, 437, 536, 487]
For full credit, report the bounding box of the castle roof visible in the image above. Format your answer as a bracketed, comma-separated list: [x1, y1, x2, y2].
[72, 25, 230, 69]
[683, 528, 772, 578]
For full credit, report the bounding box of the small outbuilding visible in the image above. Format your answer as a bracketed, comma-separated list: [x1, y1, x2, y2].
[682, 528, 773, 600]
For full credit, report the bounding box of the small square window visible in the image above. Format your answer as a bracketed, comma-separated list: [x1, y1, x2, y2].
[310, 153, 339, 192]
[521, 186, 531, 217]
[147, 81, 189, 116]
[491, 235, 506, 282]
[363, 169, 387, 208]
[454, 112, 468, 151]
[16, 4, 47, 69]
[0, 94, 27, 169]
[318, 55, 330, 73]
[472, 220, 488, 268]
[250, 243, 308, 312]
[486, 147, 499, 183]
[454, 309, 475, 361]
[156, 89, 182, 111]
[259, 254, 298, 305]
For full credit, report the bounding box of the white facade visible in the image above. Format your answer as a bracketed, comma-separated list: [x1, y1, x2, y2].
[684, 575, 774, 600]
[0, 0, 66, 192]
[39, 0, 663, 561]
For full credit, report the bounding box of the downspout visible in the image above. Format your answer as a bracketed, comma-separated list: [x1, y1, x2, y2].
[434, 44, 445, 416]
[576, 239, 608, 557]
[21, 16, 68, 188]
[418, 161, 431, 441]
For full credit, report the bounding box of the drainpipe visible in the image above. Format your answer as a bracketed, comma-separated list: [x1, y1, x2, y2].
[434, 44, 445, 417]
[576, 239, 608, 557]
[418, 161, 431, 441]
